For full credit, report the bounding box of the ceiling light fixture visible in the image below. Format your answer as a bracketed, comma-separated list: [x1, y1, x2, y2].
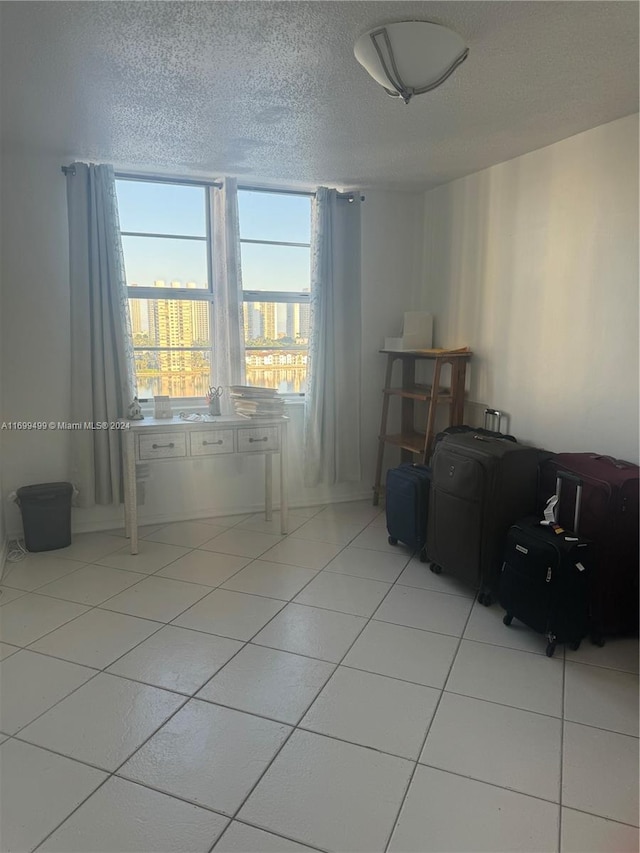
[354, 21, 469, 104]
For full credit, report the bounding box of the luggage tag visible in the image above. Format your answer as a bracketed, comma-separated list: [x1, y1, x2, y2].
[540, 495, 565, 534]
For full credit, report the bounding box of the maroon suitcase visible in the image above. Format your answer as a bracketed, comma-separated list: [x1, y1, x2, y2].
[538, 453, 639, 639]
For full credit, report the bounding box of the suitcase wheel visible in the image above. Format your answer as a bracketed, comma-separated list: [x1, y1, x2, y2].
[429, 563, 442, 575]
[388, 536, 398, 546]
[568, 639, 581, 652]
[419, 548, 428, 563]
[590, 632, 606, 648]
[503, 613, 513, 627]
[477, 591, 492, 607]
[545, 641, 557, 658]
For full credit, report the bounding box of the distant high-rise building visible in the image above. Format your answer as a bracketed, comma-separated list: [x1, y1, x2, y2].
[299, 292, 311, 340]
[129, 300, 144, 335]
[191, 301, 209, 344]
[261, 302, 277, 340]
[243, 303, 263, 340]
[286, 303, 300, 340]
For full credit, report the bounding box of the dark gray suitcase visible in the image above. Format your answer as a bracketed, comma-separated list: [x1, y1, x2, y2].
[426, 433, 540, 604]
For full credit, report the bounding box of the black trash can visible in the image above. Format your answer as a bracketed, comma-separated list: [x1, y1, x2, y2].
[16, 482, 73, 552]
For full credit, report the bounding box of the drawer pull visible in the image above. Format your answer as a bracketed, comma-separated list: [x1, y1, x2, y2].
[203, 439, 223, 446]
[249, 436, 268, 443]
[152, 442, 175, 449]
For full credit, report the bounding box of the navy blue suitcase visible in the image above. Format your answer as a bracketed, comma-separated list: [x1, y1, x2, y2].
[385, 463, 431, 561]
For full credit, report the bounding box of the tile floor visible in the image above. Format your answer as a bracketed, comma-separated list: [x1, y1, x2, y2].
[0, 501, 638, 853]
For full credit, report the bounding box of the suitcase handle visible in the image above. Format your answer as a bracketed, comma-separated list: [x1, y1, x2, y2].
[555, 471, 583, 533]
[556, 470, 583, 487]
[588, 454, 635, 469]
[483, 408, 504, 432]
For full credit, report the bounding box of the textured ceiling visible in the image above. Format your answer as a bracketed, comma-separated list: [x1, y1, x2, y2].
[1, 1, 638, 189]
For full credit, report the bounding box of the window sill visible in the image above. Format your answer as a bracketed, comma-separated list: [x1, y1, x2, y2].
[138, 396, 305, 418]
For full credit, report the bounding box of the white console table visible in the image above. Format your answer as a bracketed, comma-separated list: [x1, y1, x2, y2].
[122, 416, 288, 554]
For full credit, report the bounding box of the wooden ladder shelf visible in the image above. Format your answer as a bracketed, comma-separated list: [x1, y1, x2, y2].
[372, 348, 473, 506]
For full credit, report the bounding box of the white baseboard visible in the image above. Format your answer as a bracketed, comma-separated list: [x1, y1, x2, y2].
[69, 490, 377, 535]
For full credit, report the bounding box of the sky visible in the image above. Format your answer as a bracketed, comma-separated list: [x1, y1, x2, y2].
[115, 180, 311, 293]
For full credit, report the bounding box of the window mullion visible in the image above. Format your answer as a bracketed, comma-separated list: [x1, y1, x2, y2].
[242, 291, 310, 303]
[128, 288, 213, 302]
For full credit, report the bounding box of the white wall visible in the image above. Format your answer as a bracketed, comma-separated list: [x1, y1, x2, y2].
[0, 146, 424, 534]
[421, 115, 639, 462]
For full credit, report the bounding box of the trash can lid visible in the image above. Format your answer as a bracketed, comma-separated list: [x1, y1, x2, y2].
[16, 482, 74, 498]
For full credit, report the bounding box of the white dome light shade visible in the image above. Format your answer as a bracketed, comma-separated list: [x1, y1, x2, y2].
[354, 21, 469, 104]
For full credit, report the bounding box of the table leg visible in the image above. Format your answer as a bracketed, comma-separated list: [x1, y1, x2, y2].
[265, 453, 273, 521]
[280, 421, 288, 534]
[125, 429, 138, 555]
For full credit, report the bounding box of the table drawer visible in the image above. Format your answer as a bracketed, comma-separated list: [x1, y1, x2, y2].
[237, 426, 280, 453]
[138, 433, 186, 460]
[190, 429, 235, 456]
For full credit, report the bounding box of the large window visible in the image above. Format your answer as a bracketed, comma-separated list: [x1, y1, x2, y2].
[116, 178, 311, 399]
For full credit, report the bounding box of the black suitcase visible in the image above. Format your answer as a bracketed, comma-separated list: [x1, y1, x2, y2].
[426, 433, 539, 603]
[386, 463, 431, 562]
[499, 472, 593, 657]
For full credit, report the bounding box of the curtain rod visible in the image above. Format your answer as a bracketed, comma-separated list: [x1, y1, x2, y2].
[61, 165, 364, 200]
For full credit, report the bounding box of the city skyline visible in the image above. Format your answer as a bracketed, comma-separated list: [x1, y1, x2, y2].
[130, 281, 309, 397]
[129, 279, 310, 343]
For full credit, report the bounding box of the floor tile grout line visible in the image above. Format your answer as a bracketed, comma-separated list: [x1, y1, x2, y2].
[558, 646, 567, 852]
[209, 815, 329, 853]
[382, 590, 477, 853]
[31, 771, 115, 852]
[1, 555, 98, 595]
[562, 654, 640, 677]
[412, 760, 566, 808]
[292, 723, 423, 763]
[555, 804, 640, 830]
[435, 687, 565, 722]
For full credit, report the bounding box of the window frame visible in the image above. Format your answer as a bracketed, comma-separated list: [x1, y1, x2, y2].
[117, 175, 312, 404]
[239, 186, 312, 397]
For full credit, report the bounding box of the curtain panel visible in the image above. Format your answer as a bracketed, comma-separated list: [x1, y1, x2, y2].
[66, 163, 136, 507]
[304, 188, 362, 486]
[212, 177, 246, 409]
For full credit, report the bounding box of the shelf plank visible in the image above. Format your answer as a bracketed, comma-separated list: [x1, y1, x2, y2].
[380, 432, 427, 454]
[383, 385, 452, 401]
